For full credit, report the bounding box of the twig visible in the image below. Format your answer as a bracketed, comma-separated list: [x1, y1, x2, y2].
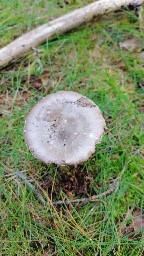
[4, 150, 140, 207]
[13, 169, 46, 205]
[5, 169, 119, 206]
[53, 178, 120, 206]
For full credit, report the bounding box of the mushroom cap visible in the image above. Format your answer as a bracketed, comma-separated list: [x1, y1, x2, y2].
[24, 91, 105, 166]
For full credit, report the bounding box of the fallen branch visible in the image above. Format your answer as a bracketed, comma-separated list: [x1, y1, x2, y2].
[0, 0, 143, 68]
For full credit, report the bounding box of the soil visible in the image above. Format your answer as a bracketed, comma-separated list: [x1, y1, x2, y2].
[39, 165, 94, 200]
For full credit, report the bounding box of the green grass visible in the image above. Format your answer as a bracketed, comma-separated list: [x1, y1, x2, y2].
[0, 0, 144, 255]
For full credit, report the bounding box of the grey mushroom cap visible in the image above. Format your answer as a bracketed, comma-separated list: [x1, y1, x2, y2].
[24, 91, 106, 166]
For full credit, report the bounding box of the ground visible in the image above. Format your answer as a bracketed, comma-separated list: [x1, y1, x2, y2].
[0, 0, 144, 255]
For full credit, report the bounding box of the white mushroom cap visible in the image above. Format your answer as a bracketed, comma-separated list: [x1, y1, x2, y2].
[24, 91, 105, 166]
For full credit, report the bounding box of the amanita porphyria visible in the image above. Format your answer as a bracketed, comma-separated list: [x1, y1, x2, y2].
[24, 91, 105, 166]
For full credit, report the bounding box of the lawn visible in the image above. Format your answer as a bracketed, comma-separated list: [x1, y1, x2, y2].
[0, 0, 144, 255]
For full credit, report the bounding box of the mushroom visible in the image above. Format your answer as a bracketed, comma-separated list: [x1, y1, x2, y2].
[24, 91, 105, 166]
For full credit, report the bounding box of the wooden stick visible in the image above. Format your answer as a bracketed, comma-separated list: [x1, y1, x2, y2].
[13, 169, 46, 205]
[53, 178, 119, 206]
[0, 0, 143, 68]
[6, 169, 119, 206]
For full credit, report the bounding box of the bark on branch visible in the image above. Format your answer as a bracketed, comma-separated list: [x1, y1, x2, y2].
[0, 0, 143, 68]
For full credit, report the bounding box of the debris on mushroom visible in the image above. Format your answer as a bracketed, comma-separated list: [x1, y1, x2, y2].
[24, 91, 106, 166]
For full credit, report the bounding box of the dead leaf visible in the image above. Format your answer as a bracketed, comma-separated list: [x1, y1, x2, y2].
[27, 75, 43, 91]
[0, 92, 30, 117]
[139, 52, 144, 60]
[40, 74, 51, 86]
[118, 208, 144, 239]
[118, 208, 133, 235]
[119, 38, 144, 52]
[23, 91, 31, 100]
[132, 209, 144, 232]
[92, 34, 98, 41]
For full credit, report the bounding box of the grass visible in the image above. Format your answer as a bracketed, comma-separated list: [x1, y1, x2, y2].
[0, 0, 144, 255]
